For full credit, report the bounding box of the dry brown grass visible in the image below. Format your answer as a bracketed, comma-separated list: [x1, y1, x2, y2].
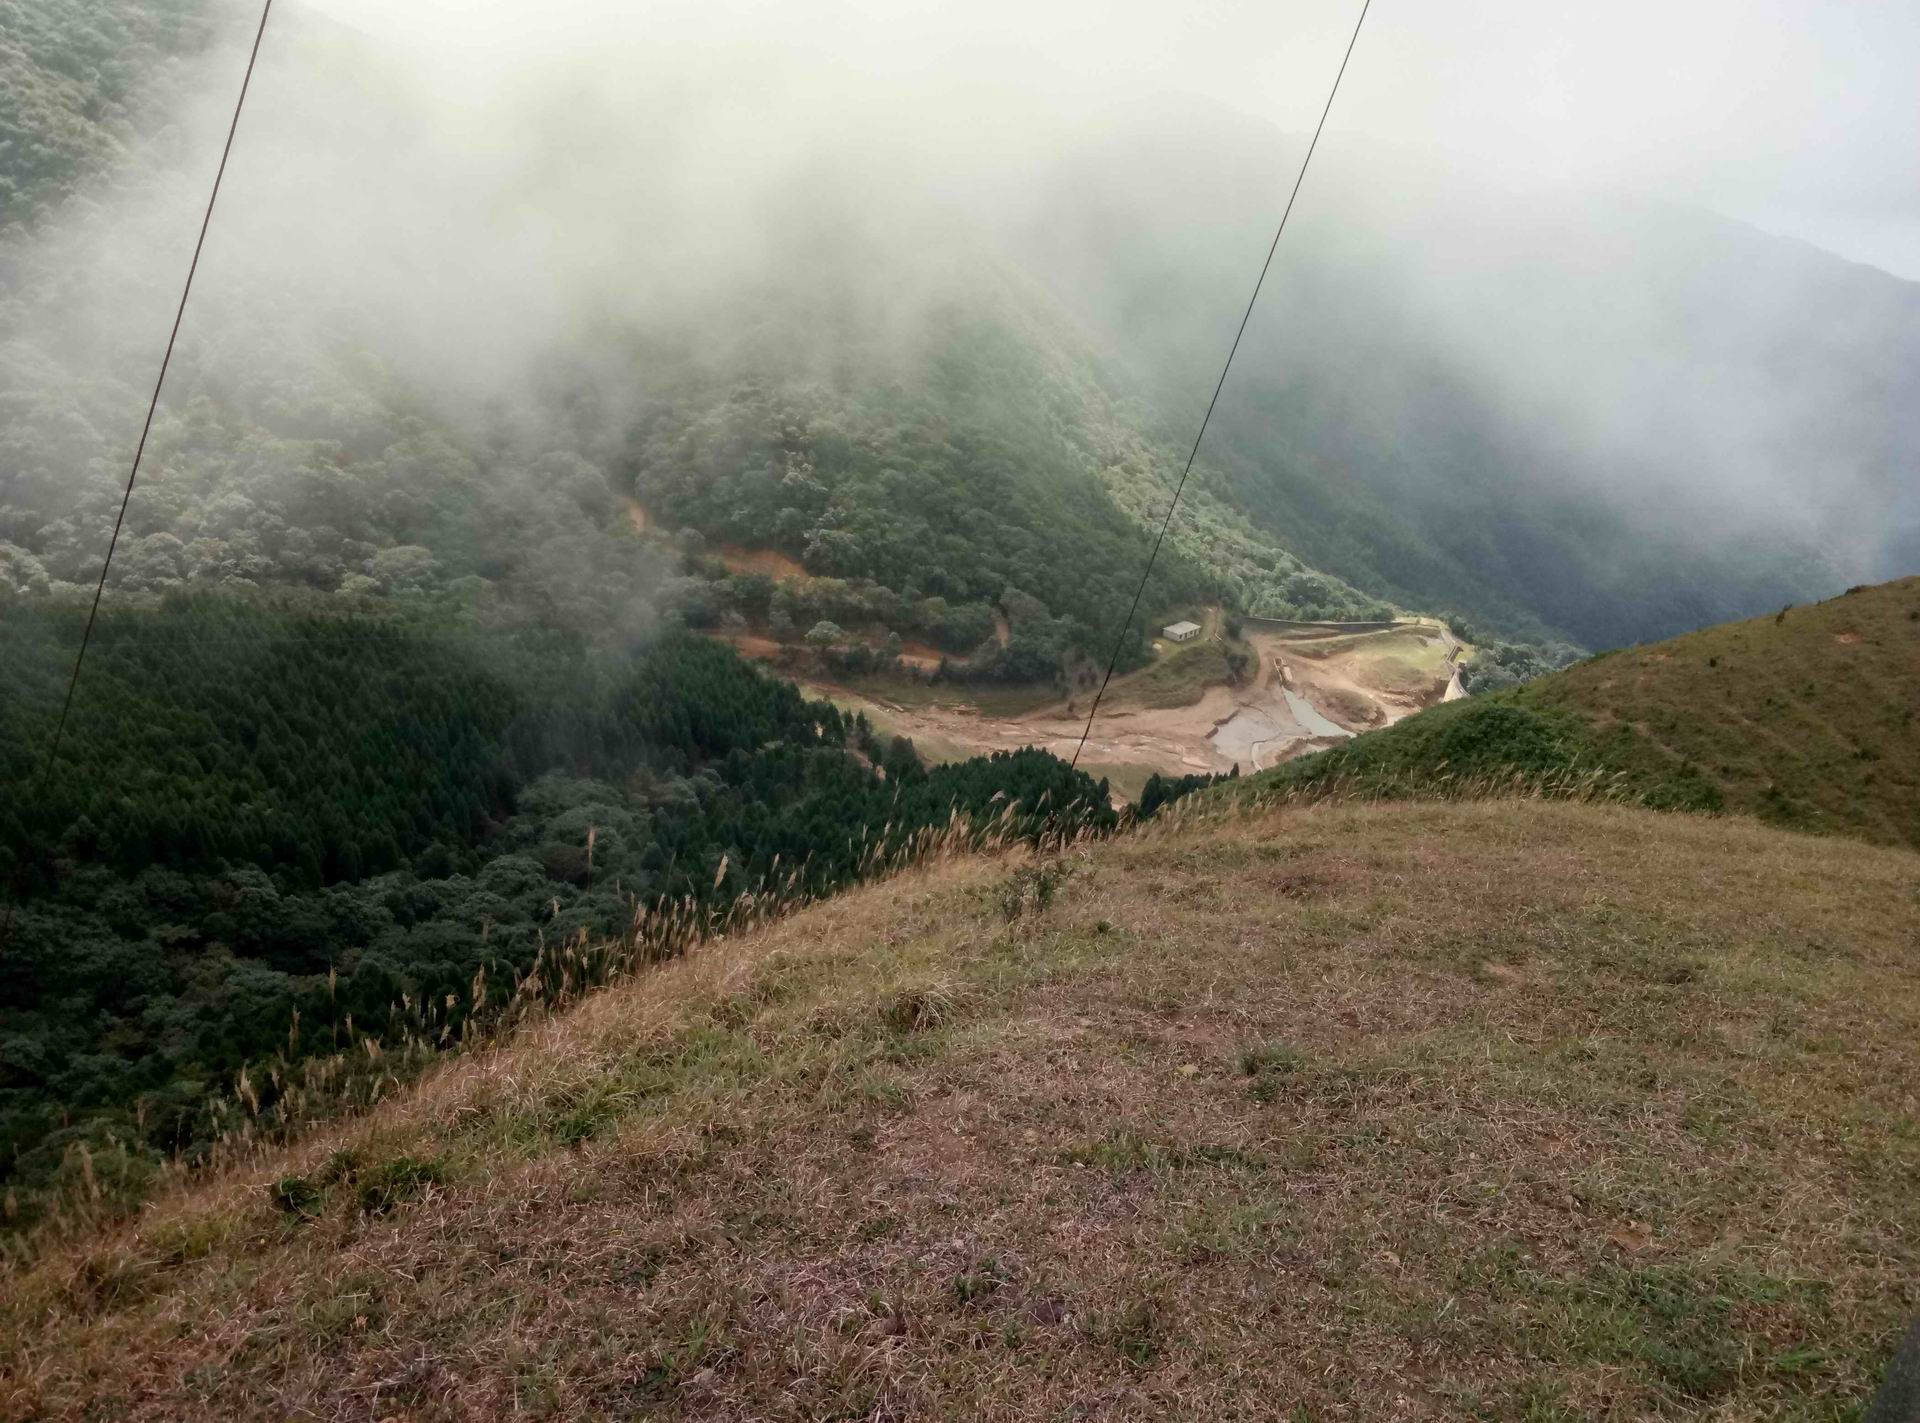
[3, 799, 1918, 1420]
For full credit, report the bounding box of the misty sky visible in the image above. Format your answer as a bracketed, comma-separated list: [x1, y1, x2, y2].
[303, 0, 1920, 280]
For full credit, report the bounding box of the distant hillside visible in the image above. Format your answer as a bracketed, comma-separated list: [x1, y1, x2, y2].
[582, 237, 1433, 677]
[1257, 577, 1920, 849]
[1012, 117, 1920, 648]
[0, 7, 1440, 690]
[10, 8, 1919, 662]
[0, 0, 215, 230]
[5, 798, 1916, 1417]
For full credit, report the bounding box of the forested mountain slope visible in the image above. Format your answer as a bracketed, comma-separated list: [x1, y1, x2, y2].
[9, 5, 1917, 663]
[0, 3, 1420, 685]
[577, 238, 1428, 674]
[0, 0, 220, 231]
[0, 0, 1439, 1227]
[1011, 115, 1920, 648]
[1257, 576, 1920, 850]
[0, 593, 1115, 1227]
[4, 797, 1916, 1417]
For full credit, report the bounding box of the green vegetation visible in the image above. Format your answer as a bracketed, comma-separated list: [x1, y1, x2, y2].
[1108, 634, 1240, 710]
[0, 1, 1585, 702]
[1192, 378, 1816, 651]
[1251, 698, 1704, 808]
[1024, 122, 1903, 651]
[6, 799, 1914, 1417]
[0, 0, 215, 230]
[1138, 765, 1241, 819]
[1247, 578, 1920, 849]
[621, 310, 1213, 677]
[1521, 577, 1920, 846]
[0, 592, 1116, 1228]
[8, 5, 1523, 700]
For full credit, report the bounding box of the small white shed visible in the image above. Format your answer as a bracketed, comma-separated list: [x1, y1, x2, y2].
[1162, 620, 1202, 643]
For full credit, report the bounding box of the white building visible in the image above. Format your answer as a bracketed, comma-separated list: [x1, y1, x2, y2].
[1162, 620, 1202, 643]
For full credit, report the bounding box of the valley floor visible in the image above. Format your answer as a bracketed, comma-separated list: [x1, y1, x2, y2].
[5, 798, 1917, 1419]
[783, 617, 1463, 801]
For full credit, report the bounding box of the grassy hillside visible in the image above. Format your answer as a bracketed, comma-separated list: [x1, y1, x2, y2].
[1105, 633, 1241, 710]
[1260, 577, 1920, 850]
[1523, 578, 1920, 846]
[4, 797, 1916, 1418]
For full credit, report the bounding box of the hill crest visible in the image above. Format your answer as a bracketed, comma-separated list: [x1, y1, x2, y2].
[4, 796, 1916, 1417]
[1261, 575, 1920, 850]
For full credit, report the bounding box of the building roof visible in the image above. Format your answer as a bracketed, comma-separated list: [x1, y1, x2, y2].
[1163, 620, 1202, 637]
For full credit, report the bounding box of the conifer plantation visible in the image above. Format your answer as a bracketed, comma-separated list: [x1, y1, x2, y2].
[0, 594, 1113, 1225]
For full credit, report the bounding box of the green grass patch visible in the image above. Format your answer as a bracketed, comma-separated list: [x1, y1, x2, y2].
[1110, 636, 1238, 709]
[1244, 696, 1721, 812]
[1062, 1130, 1268, 1176]
[1239, 578, 1920, 849]
[269, 1147, 449, 1219]
[1088, 1295, 1166, 1370]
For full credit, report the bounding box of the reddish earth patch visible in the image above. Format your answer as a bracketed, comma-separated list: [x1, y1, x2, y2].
[717, 632, 787, 662]
[717, 545, 808, 581]
[716, 628, 940, 673]
[887, 637, 946, 672]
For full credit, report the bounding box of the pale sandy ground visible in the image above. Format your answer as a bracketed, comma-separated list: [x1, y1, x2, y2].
[789, 619, 1463, 797]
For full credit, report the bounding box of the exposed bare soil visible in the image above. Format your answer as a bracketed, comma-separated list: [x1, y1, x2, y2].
[714, 546, 807, 581]
[783, 619, 1463, 793]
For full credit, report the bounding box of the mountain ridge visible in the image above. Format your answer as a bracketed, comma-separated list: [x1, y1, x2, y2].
[11, 4, 1915, 657]
[1007, 117, 1920, 647]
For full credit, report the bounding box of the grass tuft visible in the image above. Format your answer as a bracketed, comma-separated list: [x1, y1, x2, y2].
[879, 981, 961, 1034]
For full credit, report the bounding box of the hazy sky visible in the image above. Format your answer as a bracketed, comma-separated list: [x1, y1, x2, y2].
[301, 0, 1920, 279]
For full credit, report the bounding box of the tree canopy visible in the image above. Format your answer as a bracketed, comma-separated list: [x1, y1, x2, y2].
[0, 594, 1115, 1225]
